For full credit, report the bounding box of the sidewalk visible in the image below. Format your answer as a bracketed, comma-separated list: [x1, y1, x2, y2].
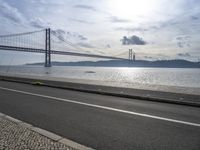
[0, 113, 93, 150]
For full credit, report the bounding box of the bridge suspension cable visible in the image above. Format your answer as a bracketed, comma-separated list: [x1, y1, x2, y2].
[50, 30, 90, 54]
[0, 29, 45, 38]
[51, 30, 122, 58]
[0, 28, 127, 67]
[0, 29, 46, 50]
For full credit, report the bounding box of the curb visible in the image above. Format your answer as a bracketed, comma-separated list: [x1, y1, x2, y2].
[0, 112, 94, 150]
[0, 75, 200, 107]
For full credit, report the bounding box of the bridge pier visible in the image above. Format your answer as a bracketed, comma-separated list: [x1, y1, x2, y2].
[45, 28, 51, 67]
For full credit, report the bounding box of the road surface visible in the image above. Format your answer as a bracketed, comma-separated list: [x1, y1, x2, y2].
[0, 80, 200, 150]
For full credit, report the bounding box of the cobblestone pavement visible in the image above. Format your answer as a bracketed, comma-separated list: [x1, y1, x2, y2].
[0, 117, 77, 150]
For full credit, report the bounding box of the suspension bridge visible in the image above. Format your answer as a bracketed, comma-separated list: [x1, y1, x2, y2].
[0, 28, 126, 67]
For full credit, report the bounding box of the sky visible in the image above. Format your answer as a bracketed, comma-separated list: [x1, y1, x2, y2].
[0, 0, 200, 64]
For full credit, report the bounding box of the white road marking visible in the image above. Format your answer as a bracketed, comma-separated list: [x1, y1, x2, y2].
[0, 86, 200, 127]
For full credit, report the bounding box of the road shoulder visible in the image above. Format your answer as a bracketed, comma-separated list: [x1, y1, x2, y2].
[0, 74, 200, 107]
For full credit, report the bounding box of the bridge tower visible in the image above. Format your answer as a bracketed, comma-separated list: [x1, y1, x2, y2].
[45, 28, 51, 67]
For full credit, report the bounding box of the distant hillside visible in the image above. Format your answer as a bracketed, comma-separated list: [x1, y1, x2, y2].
[27, 59, 200, 68]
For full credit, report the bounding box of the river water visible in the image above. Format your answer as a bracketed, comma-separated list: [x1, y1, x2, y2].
[0, 66, 200, 89]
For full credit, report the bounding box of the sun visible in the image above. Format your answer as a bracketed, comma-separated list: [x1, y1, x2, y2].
[108, 0, 156, 20]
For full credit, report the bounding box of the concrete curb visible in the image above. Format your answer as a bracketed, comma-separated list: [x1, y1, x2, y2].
[0, 75, 200, 107]
[0, 112, 94, 150]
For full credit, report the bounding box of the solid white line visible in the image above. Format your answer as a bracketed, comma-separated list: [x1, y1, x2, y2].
[0, 86, 200, 127]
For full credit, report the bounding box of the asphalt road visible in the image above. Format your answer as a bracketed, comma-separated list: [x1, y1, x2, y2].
[0, 80, 200, 150]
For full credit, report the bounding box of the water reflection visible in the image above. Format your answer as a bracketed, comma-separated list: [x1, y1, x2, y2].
[0, 66, 200, 88]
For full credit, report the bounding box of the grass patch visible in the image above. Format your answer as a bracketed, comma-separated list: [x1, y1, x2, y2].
[32, 81, 44, 86]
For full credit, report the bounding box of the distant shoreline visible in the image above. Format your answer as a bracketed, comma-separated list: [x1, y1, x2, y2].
[27, 59, 200, 68]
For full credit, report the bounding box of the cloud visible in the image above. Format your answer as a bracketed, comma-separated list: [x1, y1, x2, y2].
[73, 4, 97, 12]
[191, 16, 199, 20]
[116, 27, 148, 32]
[115, 25, 159, 32]
[115, 12, 199, 34]
[176, 36, 190, 40]
[106, 44, 111, 48]
[0, 1, 25, 23]
[177, 42, 191, 48]
[176, 35, 191, 48]
[121, 35, 147, 45]
[66, 31, 88, 41]
[31, 0, 64, 5]
[31, 0, 47, 4]
[73, 4, 110, 16]
[177, 53, 191, 57]
[30, 18, 50, 28]
[115, 12, 200, 34]
[52, 29, 88, 43]
[78, 35, 87, 40]
[70, 18, 94, 24]
[109, 16, 130, 23]
[51, 29, 66, 42]
[77, 42, 94, 48]
[53, 29, 66, 35]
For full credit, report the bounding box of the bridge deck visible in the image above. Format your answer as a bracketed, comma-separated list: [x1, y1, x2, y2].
[0, 45, 124, 60]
